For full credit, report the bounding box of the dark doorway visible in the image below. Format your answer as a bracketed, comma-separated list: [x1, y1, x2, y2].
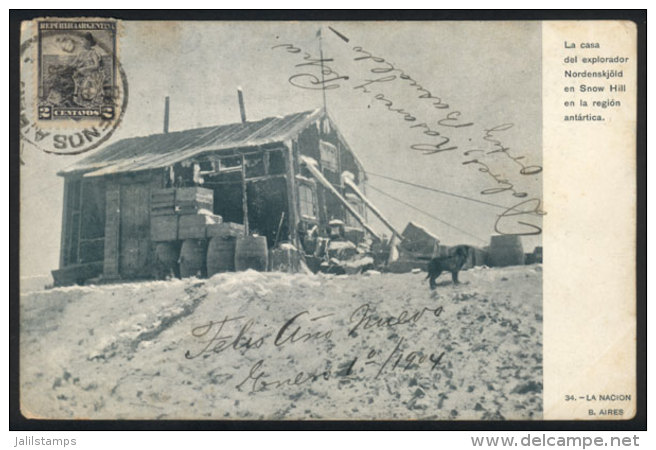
[205, 171, 244, 224]
[247, 177, 289, 247]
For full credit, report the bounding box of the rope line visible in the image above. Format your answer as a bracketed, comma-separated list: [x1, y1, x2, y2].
[366, 171, 510, 210]
[367, 184, 488, 244]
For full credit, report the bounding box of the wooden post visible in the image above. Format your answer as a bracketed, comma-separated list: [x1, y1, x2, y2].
[163, 96, 170, 133]
[342, 173, 403, 240]
[76, 180, 85, 264]
[241, 154, 249, 236]
[237, 88, 247, 123]
[58, 179, 70, 268]
[301, 156, 380, 241]
[284, 140, 299, 248]
[65, 179, 81, 265]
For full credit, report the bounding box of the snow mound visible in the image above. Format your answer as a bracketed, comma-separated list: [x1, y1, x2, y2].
[20, 266, 542, 421]
[20, 275, 53, 293]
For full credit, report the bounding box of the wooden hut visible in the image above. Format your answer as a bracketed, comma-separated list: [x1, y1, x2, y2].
[52, 108, 373, 285]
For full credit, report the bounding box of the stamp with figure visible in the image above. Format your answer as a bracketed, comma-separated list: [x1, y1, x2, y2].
[20, 18, 127, 156]
[38, 21, 117, 121]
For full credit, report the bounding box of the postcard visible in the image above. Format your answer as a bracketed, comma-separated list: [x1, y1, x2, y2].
[17, 19, 638, 421]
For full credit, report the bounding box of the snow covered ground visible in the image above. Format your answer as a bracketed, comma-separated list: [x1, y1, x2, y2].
[20, 265, 542, 420]
[19, 274, 53, 293]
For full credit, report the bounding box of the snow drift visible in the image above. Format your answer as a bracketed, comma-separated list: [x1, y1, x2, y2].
[20, 265, 543, 420]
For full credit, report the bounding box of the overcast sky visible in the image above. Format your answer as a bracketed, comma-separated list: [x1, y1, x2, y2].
[20, 21, 543, 277]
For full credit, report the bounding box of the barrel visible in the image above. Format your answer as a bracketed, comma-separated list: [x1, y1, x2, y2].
[179, 239, 207, 278]
[207, 236, 237, 276]
[235, 236, 268, 272]
[153, 241, 181, 279]
[488, 235, 524, 267]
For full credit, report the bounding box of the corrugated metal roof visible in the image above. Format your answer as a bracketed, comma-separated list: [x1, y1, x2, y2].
[61, 109, 325, 177]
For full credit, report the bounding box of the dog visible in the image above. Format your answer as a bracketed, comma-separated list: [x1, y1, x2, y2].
[426, 245, 470, 290]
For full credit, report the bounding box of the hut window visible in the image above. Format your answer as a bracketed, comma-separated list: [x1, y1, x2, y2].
[220, 156, 242, 171]
[298, 184, 317, 219]
[345, 195, 364, 229]
[244, 154, 265, 178]
[319, 140, 338, 172]
[197, 160, 214, 172]
[268, 150, 285, 175]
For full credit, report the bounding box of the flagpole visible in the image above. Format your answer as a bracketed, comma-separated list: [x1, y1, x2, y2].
[318, 27, 327, 112]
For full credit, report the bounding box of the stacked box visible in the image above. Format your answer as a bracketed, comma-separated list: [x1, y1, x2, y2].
[175, 187, 213, 215]
[178, 213, 223, 240]
[206, 222, 245, 238]
[399, 222, 440, 259]
[151, 188, 176, 216]
[151, 215, 179, 242]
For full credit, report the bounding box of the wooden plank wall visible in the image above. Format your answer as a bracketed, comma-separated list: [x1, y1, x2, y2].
[103, 182, 121, 279]
[58, 179, 70, 269]
[119, 182, 152, 278]
[102, 170, 166, 280]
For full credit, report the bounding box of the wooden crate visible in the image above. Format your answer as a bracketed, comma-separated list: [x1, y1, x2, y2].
[206, 222, 245, 238]
[151, 215, 179, 242]
[151, 188, 176, 216]
[151, 188, 176, 205]
[178, 213, 223, 240]
[151, 206, 176, 217]
[175, 187, 213, 215]
[400, 222, 439, 258]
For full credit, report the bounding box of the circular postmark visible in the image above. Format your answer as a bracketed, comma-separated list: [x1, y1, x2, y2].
[20, 20, 128, 156]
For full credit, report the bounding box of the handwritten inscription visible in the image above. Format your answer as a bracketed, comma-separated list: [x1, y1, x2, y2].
[185, 303, 447, 393]
[273, 29, 544, 236]
[272, 43, 349, 91]
[348, 303, 443, 336]
[350, 46, 465, 154]
[463, 124, 545, 235]
[236, 337, 446, 393]
[495, 198, 545, 236]
[184, 315, 266, 359]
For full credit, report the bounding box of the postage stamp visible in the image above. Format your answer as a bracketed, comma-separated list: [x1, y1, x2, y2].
[37, 21, 117, 121]
[20, 19, 127, 156]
